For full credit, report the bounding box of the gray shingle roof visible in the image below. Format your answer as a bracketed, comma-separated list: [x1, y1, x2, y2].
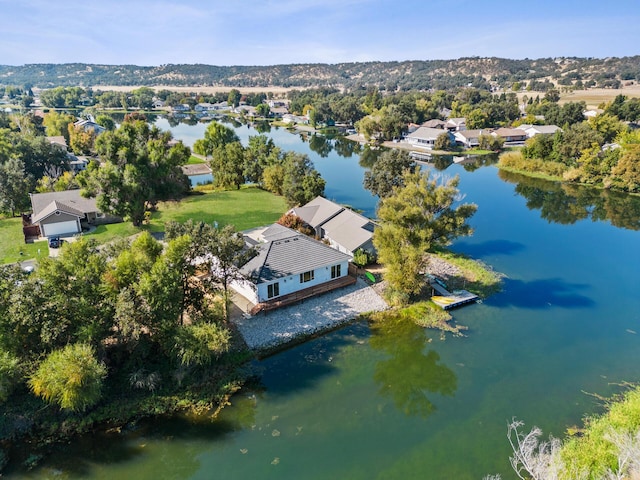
[30, 190, 98, 220]
[240, 226, 351, 283]
[321, 209, 375, 253]
[290, 196, 343, 228]
[181, 163, 212, 176]
[31, 200, 84, 223]
[407, 127, 446, 141]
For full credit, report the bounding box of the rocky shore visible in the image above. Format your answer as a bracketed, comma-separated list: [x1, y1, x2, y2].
[231, 278, 388, 352]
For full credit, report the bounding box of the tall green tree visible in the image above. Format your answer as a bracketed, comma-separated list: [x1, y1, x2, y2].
[193, 121, 239, 158]
[281, 152, 325, 207]
[228, 89, 241, 108]
[243, 134, 281, 184]
[43, 111, 75, 143]
[211, 141, 245, 189]
[363, 149, 417, 198]
[373, 171, 477, 304]
[78, 120, 190, 226]
[207, 225, 256, 321]
[0, 158, 31, 215]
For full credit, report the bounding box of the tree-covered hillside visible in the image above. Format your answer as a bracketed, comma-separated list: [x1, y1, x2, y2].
[0, 56, 639, 90]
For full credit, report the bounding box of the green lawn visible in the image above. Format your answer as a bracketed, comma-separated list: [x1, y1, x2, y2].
[187, 155, 206, 164]
[1, 187, 288, 261]
[0, 217, 50, 264]
[148, 185, 288, 232]
[81, 186, 289, 244]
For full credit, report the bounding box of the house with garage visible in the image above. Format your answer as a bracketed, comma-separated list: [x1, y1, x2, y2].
[405, 127, 454, 151]
[289, 196, 377, 257]
[231, 223, 354, 312]
[29, 190, 120, 237]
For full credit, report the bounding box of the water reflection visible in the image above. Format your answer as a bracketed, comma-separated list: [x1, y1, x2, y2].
[499, 170, 640, 230]
[369, 315, 457, 418]
[308, 134, 333, 158]
[358, 145, 383, 168]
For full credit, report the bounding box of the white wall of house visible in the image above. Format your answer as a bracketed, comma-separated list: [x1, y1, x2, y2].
[231, 278, 259, 305]
[406, 137, 436, 150]
[255, 260, 349, 303]
[327, 238, 353, 257]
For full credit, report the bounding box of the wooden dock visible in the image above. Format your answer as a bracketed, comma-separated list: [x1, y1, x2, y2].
[428, 279, 479, 310]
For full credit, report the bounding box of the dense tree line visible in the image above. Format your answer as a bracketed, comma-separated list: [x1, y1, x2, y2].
[194, 121, 325, 207]
[77, 119, 191, 226]
[0, 222, 249, 426]
[0, 112, 71, 215]
[2, 57, 639, 90]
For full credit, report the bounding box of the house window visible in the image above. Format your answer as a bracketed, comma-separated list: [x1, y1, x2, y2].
[267, 282, 280, 299]
[299, 270, 315, 283]
[331, 264, 341, 279]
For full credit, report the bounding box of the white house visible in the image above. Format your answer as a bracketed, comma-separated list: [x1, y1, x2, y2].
[454, 129, 485, 148]
[73, 119, 106, 135]
[232, 224, 352, 306]
[405, 127, 453, 150]
[446, 117, 467, 132]
[521, 125, 562, 138]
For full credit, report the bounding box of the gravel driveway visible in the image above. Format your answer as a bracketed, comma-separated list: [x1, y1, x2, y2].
[232, 278, 388, 351]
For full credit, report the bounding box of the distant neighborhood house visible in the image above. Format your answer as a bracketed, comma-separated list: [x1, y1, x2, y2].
[454, 129, 485, 148]
[181, 163, 213, 187]
[519, 124, 562, 138]
[73, 118, 106, 135]
[491, 127, 528, 146]
[406, 127, 454, 151]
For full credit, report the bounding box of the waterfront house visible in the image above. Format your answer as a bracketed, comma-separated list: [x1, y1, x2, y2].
[73, 119, 106, 135]
[289, 196, 376, 257]
[454, 129, 485, 148]
[422, 119, 447, 129]
[406, 127, 453, 150]
[446, 117, 467, 132]
[181, 163, 213, 187]
[491, 127, 527, 146]
[231, 224, 353, 309]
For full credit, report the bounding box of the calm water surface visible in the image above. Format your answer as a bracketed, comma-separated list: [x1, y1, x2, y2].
[9, 120, 640, 479]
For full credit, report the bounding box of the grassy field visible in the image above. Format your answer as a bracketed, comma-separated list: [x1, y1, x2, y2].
[0, 218, 50, 264]
[149, 186, 288, 231]
[0, 187, 289, 255]
[187, 155, 205, 164]
[81, 185, 289, 244]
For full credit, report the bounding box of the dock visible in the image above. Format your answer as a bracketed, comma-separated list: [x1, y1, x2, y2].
[428, 278, 479, 310]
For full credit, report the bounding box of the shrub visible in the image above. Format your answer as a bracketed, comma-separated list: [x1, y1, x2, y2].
[352, 248, 376, 267]
[29, 344, 107, 412]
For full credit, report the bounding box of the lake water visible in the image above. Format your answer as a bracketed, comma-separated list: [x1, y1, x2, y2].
[8, 120, 640, 479]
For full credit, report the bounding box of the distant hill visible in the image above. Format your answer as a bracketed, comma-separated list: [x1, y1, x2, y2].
[1, 57, 639, 91]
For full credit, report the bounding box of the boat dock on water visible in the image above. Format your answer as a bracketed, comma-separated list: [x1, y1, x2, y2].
[428, 278, 479, 310]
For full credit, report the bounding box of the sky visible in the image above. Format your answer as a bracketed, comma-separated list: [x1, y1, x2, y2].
[1, 0, 639, 66]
